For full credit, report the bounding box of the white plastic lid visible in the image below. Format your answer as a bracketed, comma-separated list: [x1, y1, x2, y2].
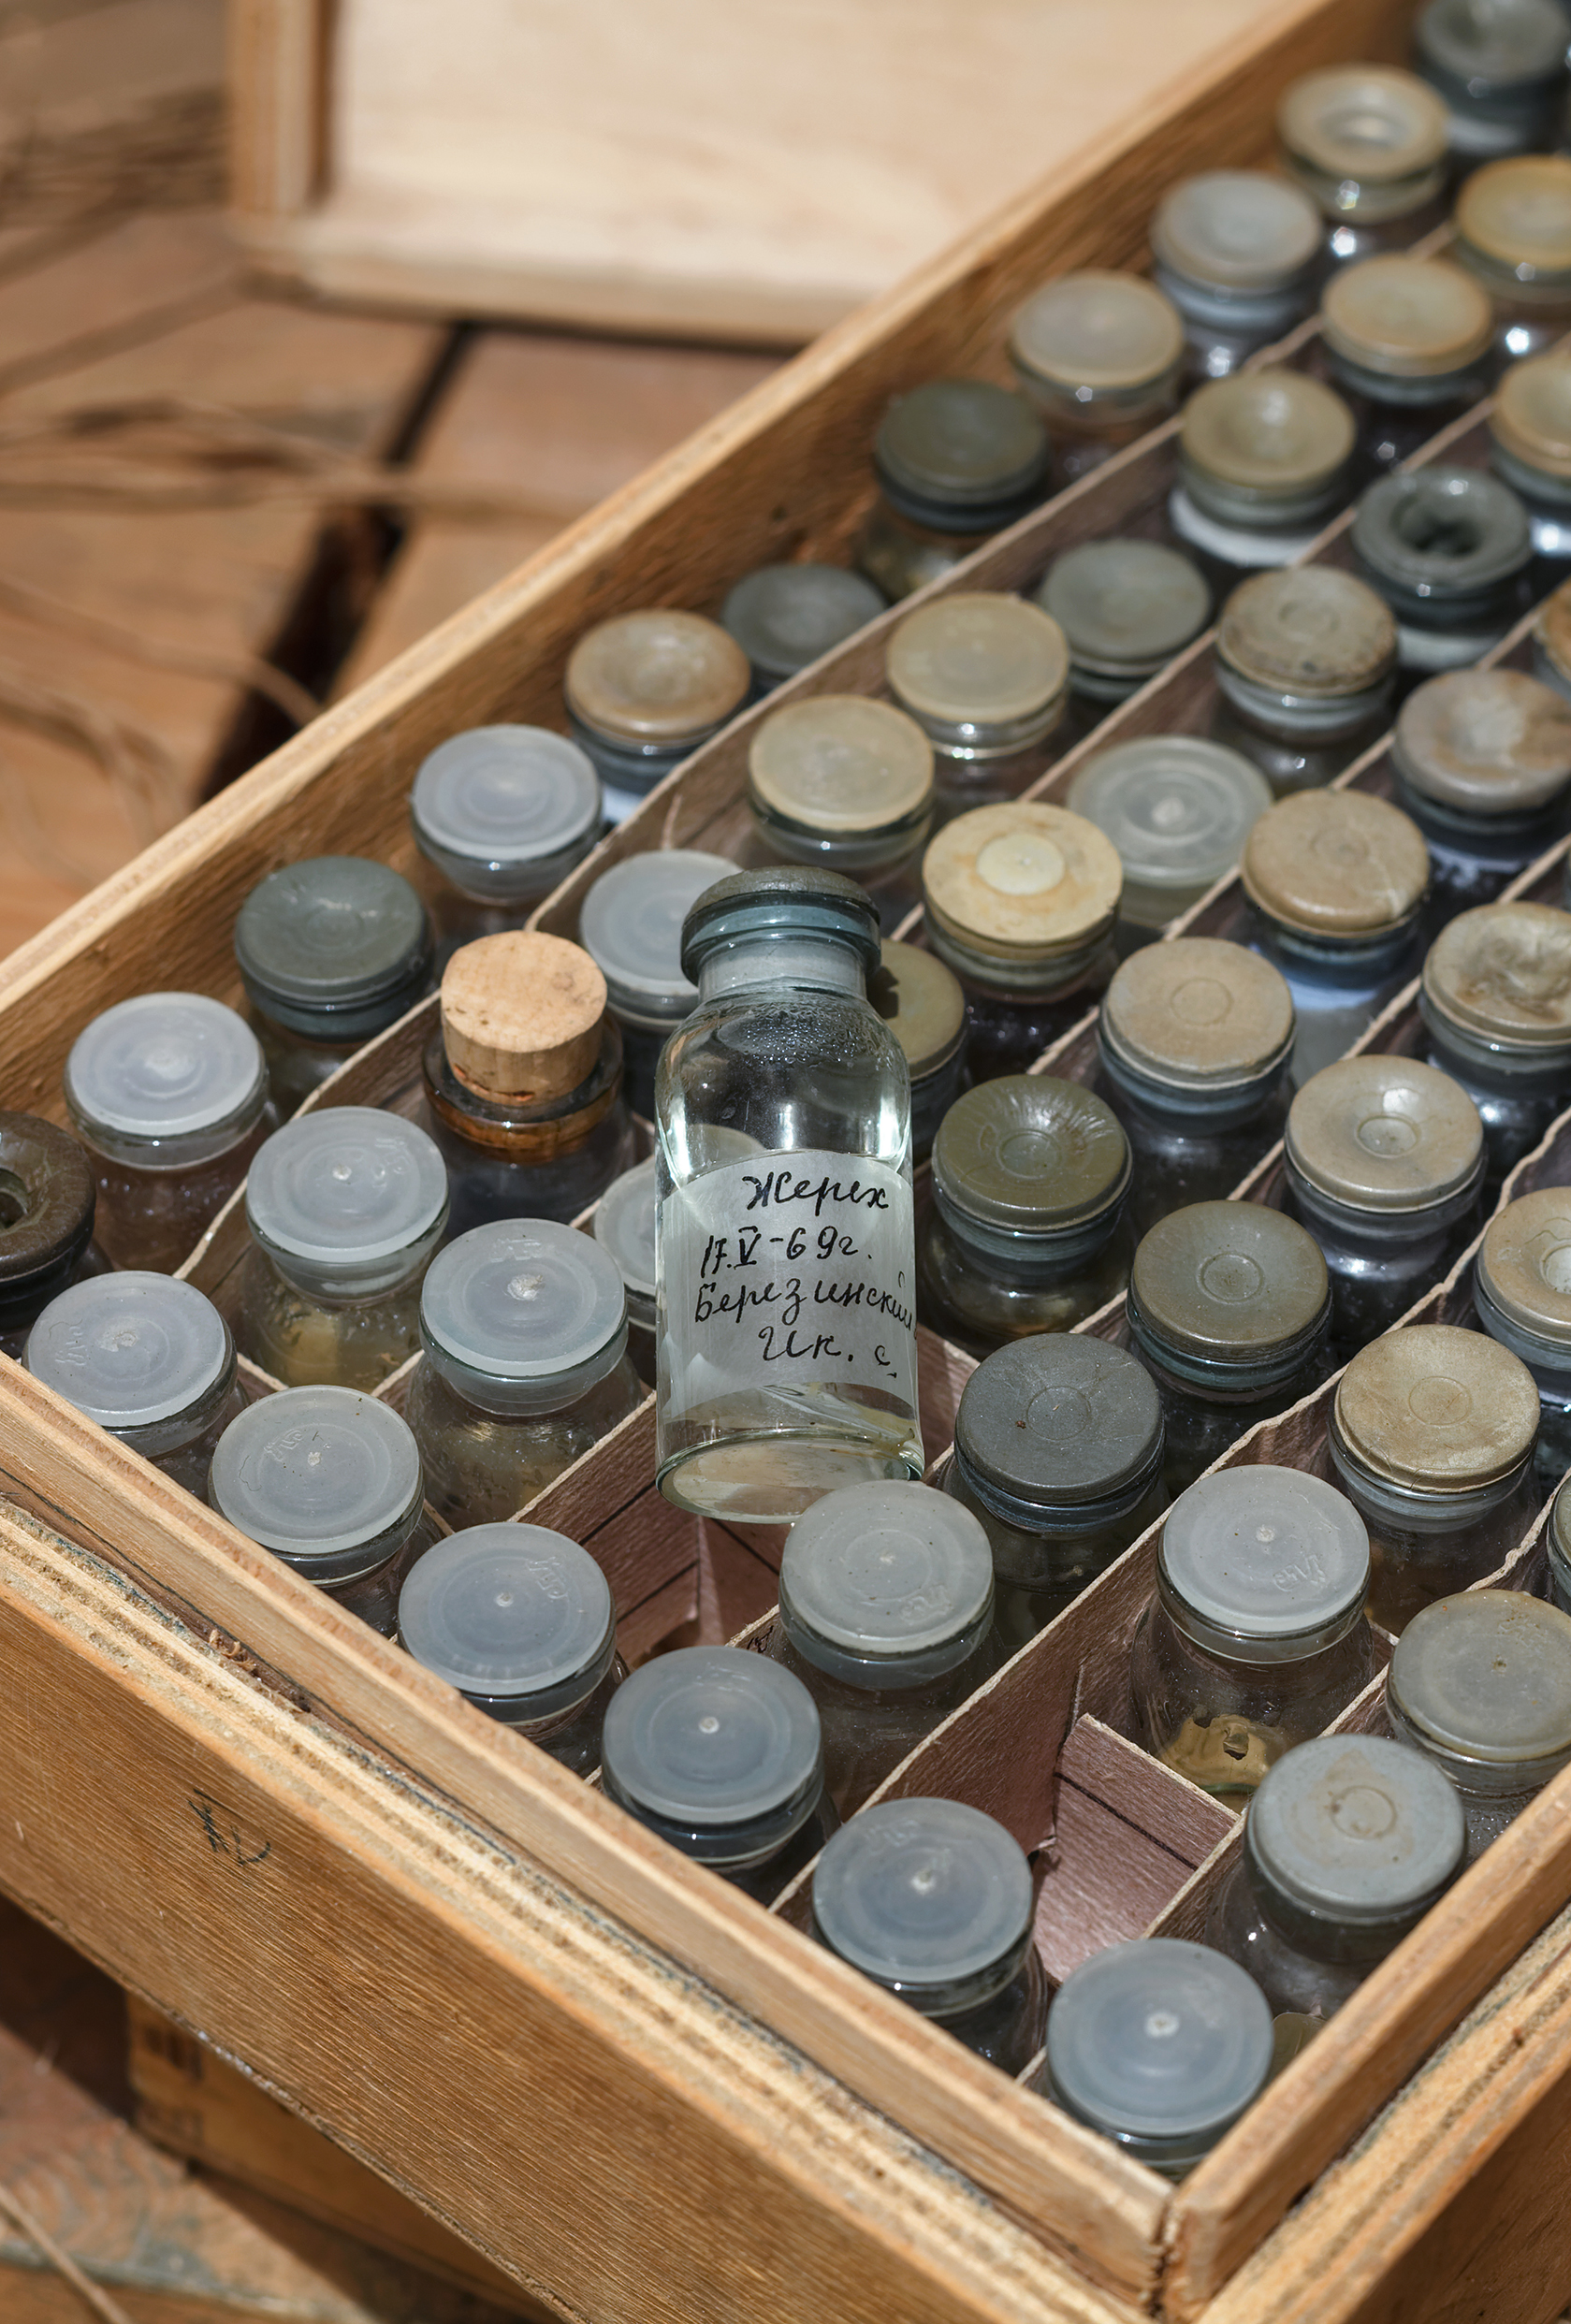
[25, 1272, 232, 1429]
[397, 1521, 617, 1710]
[592, 1156, 658, 1305]
[778, 1480, 994, 1681]
[245, 1109, 449, 1266]
[1047, 1939, 1273, 2155]
[420, 1219, 627, 1381]
[601, 1645, 822, 1831]
[1068, 737, 1272, 908]
[579, 850, 737, 1022]
[65, 993, 265, 1140]
[1159, 1466, 1370, 1646]
[811, 1799, 1035, 1997]
[209, 1386, 424, 1562]
[1247, 1735, 1465, 1926]
[411, 726, 602, 871]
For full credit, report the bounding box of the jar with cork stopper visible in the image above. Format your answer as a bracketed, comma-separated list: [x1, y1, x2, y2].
[1318, 254, 1497, 474]
[1391, 671, 1571, 922]
[408, 726, 604, 966]
[1211, 566, 1398, 797]
[1277, 65, 1450, 267]
[741, 694, 935, 928]
[1418, 900, 1571, 1185]
[1170, 370, 1357, 588]
[564, 609, 751, 822]
[1453, 156, 1571, 361]
[1008, 272, 1185, 485]
[854, 379, 1051, 603]
[1475, 1188, 1571, 1486]
[0, 1113, 109, 1359]
[1151, 171, 1324, 382]
[884, 593, 1069, 818]
[1490, 349, 1571, 557]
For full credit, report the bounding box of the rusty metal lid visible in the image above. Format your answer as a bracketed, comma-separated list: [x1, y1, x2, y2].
[1103, 937, 1294, 1088]
[1395, 670, 1571, 817]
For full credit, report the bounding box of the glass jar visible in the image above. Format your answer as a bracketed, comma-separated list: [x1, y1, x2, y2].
[1392, 670, 1571, 923]
[742, 694, 935, 929]
[1414, 0, 1570, 165]
[1389, 1588, 1571, 1859]
[916, 1076, 1132, 1355]
[235, 1107, 449, 1391]
[233, 855, 434, 1116]
[765, 1479, 1001, 1815]
[1419, 899, 1571, 1184]
[1211, 565, 1398, 797]
[1151, 170, 1324, 382]
[591, 1155, 658, 1387]
[855, 379, 1051, 603]
[601, 1645, 837, 1904]
[1241, 788, 1430, 1086]
[1351, 465, 1535, 675]
[1128, 1464, 1376, 1794]
[655, 867, 923, 1523]
[397, 1521, 625, 1774]
[943, 1331, 1165, 1646]
[720, 562, 886, 693]
[1491, 347, 1571, 558]
[563, 608, 751, 822]
[920, 801, 1124, 1079]
[812, 1798, 1049, 2071]
[1277, 65, 1451, 267]
[1454, 155, 1571, 360]
[423, 930, 634, 1235]
[1170, 370, 1358, 589]
[885, 592, 1069, 819]
[1035, 538, 1213, 709]
[1008, 272, 1185, 486]
[64, 992, 274, 1272]
[867, 939, 967, 1166]
[1476, 1187, 1571, 1485]
[1067, 736, 1272, 948]
[1547, 1475, 1571, 1610]
[1041, 1939, 1273, 2177]
[1319, 254, 1497, 474]
[26, 1272, 245, 1499]
[406, 1217, 644, 1526]
[209, 1385, 440, 1636]
[408, 725, 604, 967]
[1330, 1324, 1543, 1634]
[578, 848, 738, 1120]
[0, 1112, 109, 1360]
[1093, 937, 1296, 1237]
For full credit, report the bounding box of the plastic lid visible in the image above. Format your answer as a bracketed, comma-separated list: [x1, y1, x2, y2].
[209, 1386, 423, 1561]
[679, 865, 881, 979]
[1246, 1735, 1464, 1925]
[1181, 370, 1356, 494]
[778, 1480, 994, 1670]
[720, 564, 886, 683]
[1419, 0, 1570, 93]
[579, 849, 736, 1018]
[1423, 901, 1571, 1046]
[1396, 670, 1571, 816]
[868, 940, 967, 1081]
[748, 696, 933, 835]
[1277, 65, 1449, 184]
[601, 1645, 822, 1832]
[593, 1155, 658, 1304]
[1130, 1202, 1329, 1362]
[0, 1113, 95, 1285]
[420, 1219, 626, 1381]
[65, 993, 265, 1140]
[1153, 170, 1322, 292]
[955, 1334, 1162, 1509]
[1037, 539, 1212, 674]
[1067, 737, 1271, 906]
[1478, 1187, 1571, 1341]
[1217, 566, 1397, 700]
[1241, 790, 1428, 938]
[26, 1272, 231, 1429]
[1011, 271, 1185, 392]
[1390, 1590, 1571, 1767]
[1323, 254, 1494, 379]
[245, 1108, 448, 1264]
[1046, 1939, 1273, 2155]
[922, 802, 1123, 963]
[234, 856, 430, 1014]
[1459, 157, 1571, 277]
[397, 1522, 617, 1709]
[932, 1076, 1129, 1232]
[1102, 938, 1294, 1088]
[440, 932, 607, 1102]
[564, 610, 750, 745]
[1159, 1465, 1370, 1640]
[1353, 467, 1535, 596]
[885, 593, 1069, 730]
[1334, 1324, 1540, 1490]
[410, 727, 601, 872]
[1287, 1056, 1483, 1211]
[811, 1799, 1034, 1997]
[874, 379, 1049, 511]
[1493, 350, 1571, 481]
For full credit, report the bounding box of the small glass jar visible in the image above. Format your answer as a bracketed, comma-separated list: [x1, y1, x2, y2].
[563, 609, 751, 822]
[884, 592, 1069, 819]
[1330, 1324, 1543, 1634]
[1454, 155, 1571, 361]
[408, 725, 604, 966]
[1211, 565, 1398, 797]
[405, 1217, 644, 1527]
[1170, 370, 1357, 588]
[867, 939, 967, 1166]
[1476, 1187, 1571, 1485]
[26, 1272, 245, 1500]
[423, 931, 634, 1235]
[1491, 348, 1571, 557]
[65, 993, 274, 1273]
[855, 379, 1051, 603]
[1041, 1939, 1273, 2177]
[1128, 1464, 1376, 1794]
[235, 1107, 449, 1391]
[1419, 899, 1571, 1184]
[398, 1521, 626, 1775]
[1067, 736, 1272, 948]
[1351, 465, 1535, 675]
[1414, 0, 1570, 165]
[591, 1155, 658, 1387]
[1389, 1588, 1571, 1859]
[233, 855, 434, 1116]
[1151, 170, 1324, 382]
[1093, 937, 1296, 1237]
[916, 1076, 1132, 1356]
[764, 1479, 1001, 1817]
[1285, 1055, 1485, 1357]
[1009, 272, 1185, 486]
[812, 1798, 1049, 2071]
[743, 694, 935, 928]
[0, 1112, 109, 1359]
[943, 1332, 1165, 1646]
[601, 1645, 837, 1904]
[578, 848, 738, 1119]
[209, 1384, 439, 1637]
[1035, 538, 1213, 708]
[1319, 254, 1497, 474]
[1392, 670, 1571, 922]
[920, 801, 1124, 1079]
[1127, 1203, 1332, 1498]
[720, 562, 886, 692]
[1277, 65, 1451, 267]
[1241, 788, 1430, 1086]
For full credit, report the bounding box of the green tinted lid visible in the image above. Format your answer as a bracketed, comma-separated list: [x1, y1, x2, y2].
[680, 865, 881, 979]
[955, 1333, 1162, 1507]
[1418, 0, 1569, 90]
[932, 1075, 1130, 1233]
[1353, 467, 1534, 598]
[1130, 1201, 1330, 1363]
[868, 939, 967, 1081]
[720, 564, 886, 683]
[234, 856, 431, 1014]
[874, 379, 1050, 511]
[1389, 1590, 1571, 1769]
[1036, 539, 1212, 675]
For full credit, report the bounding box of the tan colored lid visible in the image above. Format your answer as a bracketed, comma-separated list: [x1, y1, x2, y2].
[1334, 1325, 1540, 1490]
[1181, 370, 1356, 494]
[1456, 156, 1571, 277]
[922, 802, 1123, 962]
[1242, 790, 1429, 937]
[1395, 670, 1571, 815]
[1103, 937, 1294, 1085]
[748, 695, 933, 835]
[1217, 566, 1397, 698]
[565, 610, 750, 745]
[886, 593, 1069, 728]
[1493, 350, 1571, 481]
[1423, 901, 1571, 1047]
[1478, 1189, 1571, 1342]
[441, 932, 606, 1100]
[1010, 270, 1184, 393]
[1277, 65, 1448, 184]
[1130, 1201, 1328, 1361]
[1537, 574, 1571, 683]
[1151, 171, 1321, 293]
[1286, 1056, 1483, 1210]
[869, 939, 967, 1080]
[1321, 255, 1493, 379]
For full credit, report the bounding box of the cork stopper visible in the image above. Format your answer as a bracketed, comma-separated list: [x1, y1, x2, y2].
[1395, 670, 1571, 816]
[1286, 1056, 1483, 1210]
[1457, 156, 1571, 280]
[748, 695, 933, 835]
[885, 593, 1069, 730]
[1493, 350, 1571, 481]
[1102, 937, 1295, 1087]
[1217, 567, 1397, 699]
[564, 610, 750, 746]
[1423, 901, 1571, 1046]
[440, 931, 606, 1100]
[1334, 1325, 1539, 1491]
[922, 802, 1123, 963]
[1478, 1188, 1571, 1341]
[1322, 254, 1494, 379]
[1153, 171, 1322, 292]
[1277, 65, 1448, 190]
[1181, 370, 1356, 494]
[1010, 270, 1184, 393]
[1242, 790, 1429, 938]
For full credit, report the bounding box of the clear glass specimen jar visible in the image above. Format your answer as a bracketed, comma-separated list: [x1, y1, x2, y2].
[591, 1155, 658, 1387]
[812, 1797, 1049, 2072]
[423, 930, 634, 1236]
[765, 1479, 1001, 1817]
[1491, 347, 1571, 558]
[1067, 735, 1272, 948]
[1319, 254, 1497, 474]
[408, 725, 604, 966]
[920, 800, 1125, 1079]
[655, 867, 923, 1523]
[1350, 465, 1535, 675]
[1035, 538, 1213, 708]
[1548, 1474, 1571, 1611]
[1008, 271, 1185, 486]
[1392, 670, 1571, 922]
[600, 1645, 837, 1904]
[578, 848, 738, 1119]
[884, 591, 1069, 819]
[1277, 64, 1451, 266]
[1419, 899, 1571, 1184]
[1241, 788, 1430, 1086]
[1476, 1187, 1571, 1485]
[398, 1521, 625, 1774]
[720, 562, 887, 693]
[742, 694, 935, 929]
[867, 938, 968, 1166]
[1211, 564, 1398, 797]
[1152, 170, 1325, 382]
[1170, 370, 1358, 589]
[916, 1075, 1132, 1356]
[1092, 937, 1296, 1238]
[406, 1217, 643, 1527]
[1127, 1201, 1333, 1499]
[0, 1112, 108, 1360]
[1284, 1055, 1485, 1357]
[563, 608, 751, 822]
[209, 1384, 439, 1637]
[235, 1107, 450, 1391]
[25, 1271, 244, 1499]
[1330, 1324, 1543, 1634]
[1128, 1464, 1376, 1795]
[1388, 1587, 1571, 1859]
[1454, 155, 1571, 360]
[942, 1331, 1165, 1646]
[855, 379, 1051, 603]
[64, 992, 274, 1272]
[233, 855, 434, 1117]
[1414, 0, 1570, 165]
[1041, 1939, 1273, 2177]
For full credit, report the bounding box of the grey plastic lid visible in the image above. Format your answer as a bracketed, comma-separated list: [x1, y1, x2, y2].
[1067, 737, 1271, 918]
[1418, 0, 1569, 89]
[209, 1386, 423, 1566]
[245, 1108, 449, 1266]
[65, 993, 265, 1140]
[601, 1645, 822, 1846]
[1036, 539, 1212, 677]
[234, 857, 431, 1015]
[811, 1799, 1035, 2004]
[874, 379, 1050, 514]
[25, 1272, 232, 1430]
[720, 564, 886, 683]
[592, 1156, 658, 1306]
[1246, 1735, 1465, 1928]
[1353, 467, 1534, 598]
[420, 1219, 626, 1382]
[955, 1335, 1163, 1513]
[680, 865, 882, 980]
[1389, 1590, 1571, 1772]
[778, 1480, 994, 1684]
[1159, 1465, 1370, 1655]
[410, 727, 602, 879]
[579, 849, 737, 1024]
[397, 1522, 617, 1713]
[1152, 170, 1322, 293]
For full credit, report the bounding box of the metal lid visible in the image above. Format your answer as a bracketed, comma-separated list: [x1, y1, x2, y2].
[592, 1156, 658, 1307]
[579, 849, 737, 1021]
[1181, 370, 1356, 495]
[1159, 1465, 1370, 1640]
[1130, 1201, 1330, 1363]
[748, 696, 934, 835]
[1353, 467, 1534, 597]
[922, 802, 1123, 964]
[1478, 1188, 1571, 1341]
[1286, 1056, 1483, 1212]
[1277, 65, 1449, 185]
[0, 1112, 95, 1285]
[1046, 1939, 1273, 2157]
[720, 564, 886, 684]
[234, 856, 431, 1014]
[1419, 0, 1570, 94]
[1152, 170, 1322, 292]
[1102, 938, 1294, 1089]
[1456, 156, 1571, 279]
[955, 1334, 1162, 1508]
[1246, 1735, 1464, 1926]
[26, 1272, 232, 1429]
[397, 1521, 617, 1710]
[1036, 539, 1212, 675]
[1493, 350, 1571, 481]
[811, 1799, 1034, 1999]
[778, 1480, 994, 1678]
[874, 379, 1049, 511]
[932, 1076, 1129, 1232]
[1395, 670, 1571, 816]
[245, 1108, 449, 1266]
[1333, 1324, 1540, 1490]
[420, 1219, 627, 1381]
[410, 726, 602, 875]
[679, 864, 882, 979]
[1241, 790, 1428, 938]
[1390, 1590, 1571, 1768]
[564, 610, 750, 746]
[209, 1386, 423, 1563]
[1010, 271, 1185, 392]
[1217, 566, 1397, 700]
[868, 940, 967, 1082]
[1423, 901, 1571, 1047]
[65, 993, 266, 1141]
[885, 593, 1069, 730]
[1322, 254, 1494, 379]
[1067, 737, 1271, 909]
[601, 1645, 822, 1835]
